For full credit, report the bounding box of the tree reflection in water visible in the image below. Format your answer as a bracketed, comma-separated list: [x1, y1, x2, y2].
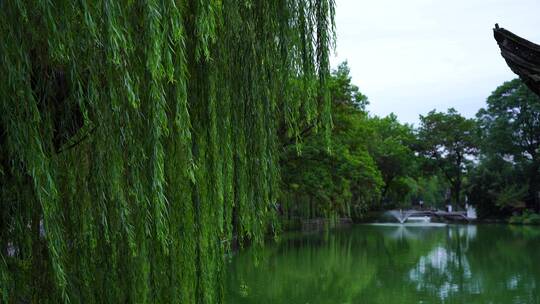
[226, 225, 540, 304]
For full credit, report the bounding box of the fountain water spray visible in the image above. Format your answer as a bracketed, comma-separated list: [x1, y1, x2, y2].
[386, 209, 416, 224]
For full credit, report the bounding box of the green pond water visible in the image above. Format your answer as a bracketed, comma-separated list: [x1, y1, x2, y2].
[225, 224, 540, 304]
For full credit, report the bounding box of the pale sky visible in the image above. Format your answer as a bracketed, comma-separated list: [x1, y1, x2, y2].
[331, 0, 540, 125]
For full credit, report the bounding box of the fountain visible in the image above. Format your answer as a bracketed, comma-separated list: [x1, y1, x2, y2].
[368, 209, 446, 227]
[386, 209, 415, 224]
[466, 204, 477, 220]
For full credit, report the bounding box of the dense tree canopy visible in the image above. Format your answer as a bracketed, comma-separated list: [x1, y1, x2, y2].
[280, 63, 427, 222]
[0, 1, 335, 303]
[416, 109, 478, 206]
[280, 63, 383, 222]
[476, 79, 540, 210]
[368, 114, 416, 205]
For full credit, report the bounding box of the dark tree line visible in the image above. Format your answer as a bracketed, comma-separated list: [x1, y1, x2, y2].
[472, 79, 540, 218]
[280, 64, 540, 224]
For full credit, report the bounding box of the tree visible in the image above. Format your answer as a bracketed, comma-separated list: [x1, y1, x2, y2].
[281, 139, 382, 220]
[476, 79, 540, 210]
[0, 1, 336, 302]
[417, 109, 478, 206]
[329, 61, 369, 110]
[369, 114, 416, 205]
[467, 155, 527, 217]
[280, 63, 383, 221]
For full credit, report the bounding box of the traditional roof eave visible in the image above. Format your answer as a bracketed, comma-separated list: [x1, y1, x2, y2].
[494, 24, 540, 96]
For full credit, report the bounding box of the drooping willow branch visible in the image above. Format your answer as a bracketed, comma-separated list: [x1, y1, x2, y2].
[0, 0, 335, 303]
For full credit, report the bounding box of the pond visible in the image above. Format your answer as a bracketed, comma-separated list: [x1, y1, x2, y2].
[225, 224, 540, 304]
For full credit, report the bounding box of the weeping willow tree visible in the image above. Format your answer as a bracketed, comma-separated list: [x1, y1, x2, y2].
[0, 0, 335, 303]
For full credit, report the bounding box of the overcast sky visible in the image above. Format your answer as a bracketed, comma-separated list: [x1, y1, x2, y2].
[331, 0, 540, 125]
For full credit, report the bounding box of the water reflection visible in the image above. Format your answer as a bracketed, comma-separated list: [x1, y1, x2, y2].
[408, 245, 474, 300]
[226, 225, 540, 304]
